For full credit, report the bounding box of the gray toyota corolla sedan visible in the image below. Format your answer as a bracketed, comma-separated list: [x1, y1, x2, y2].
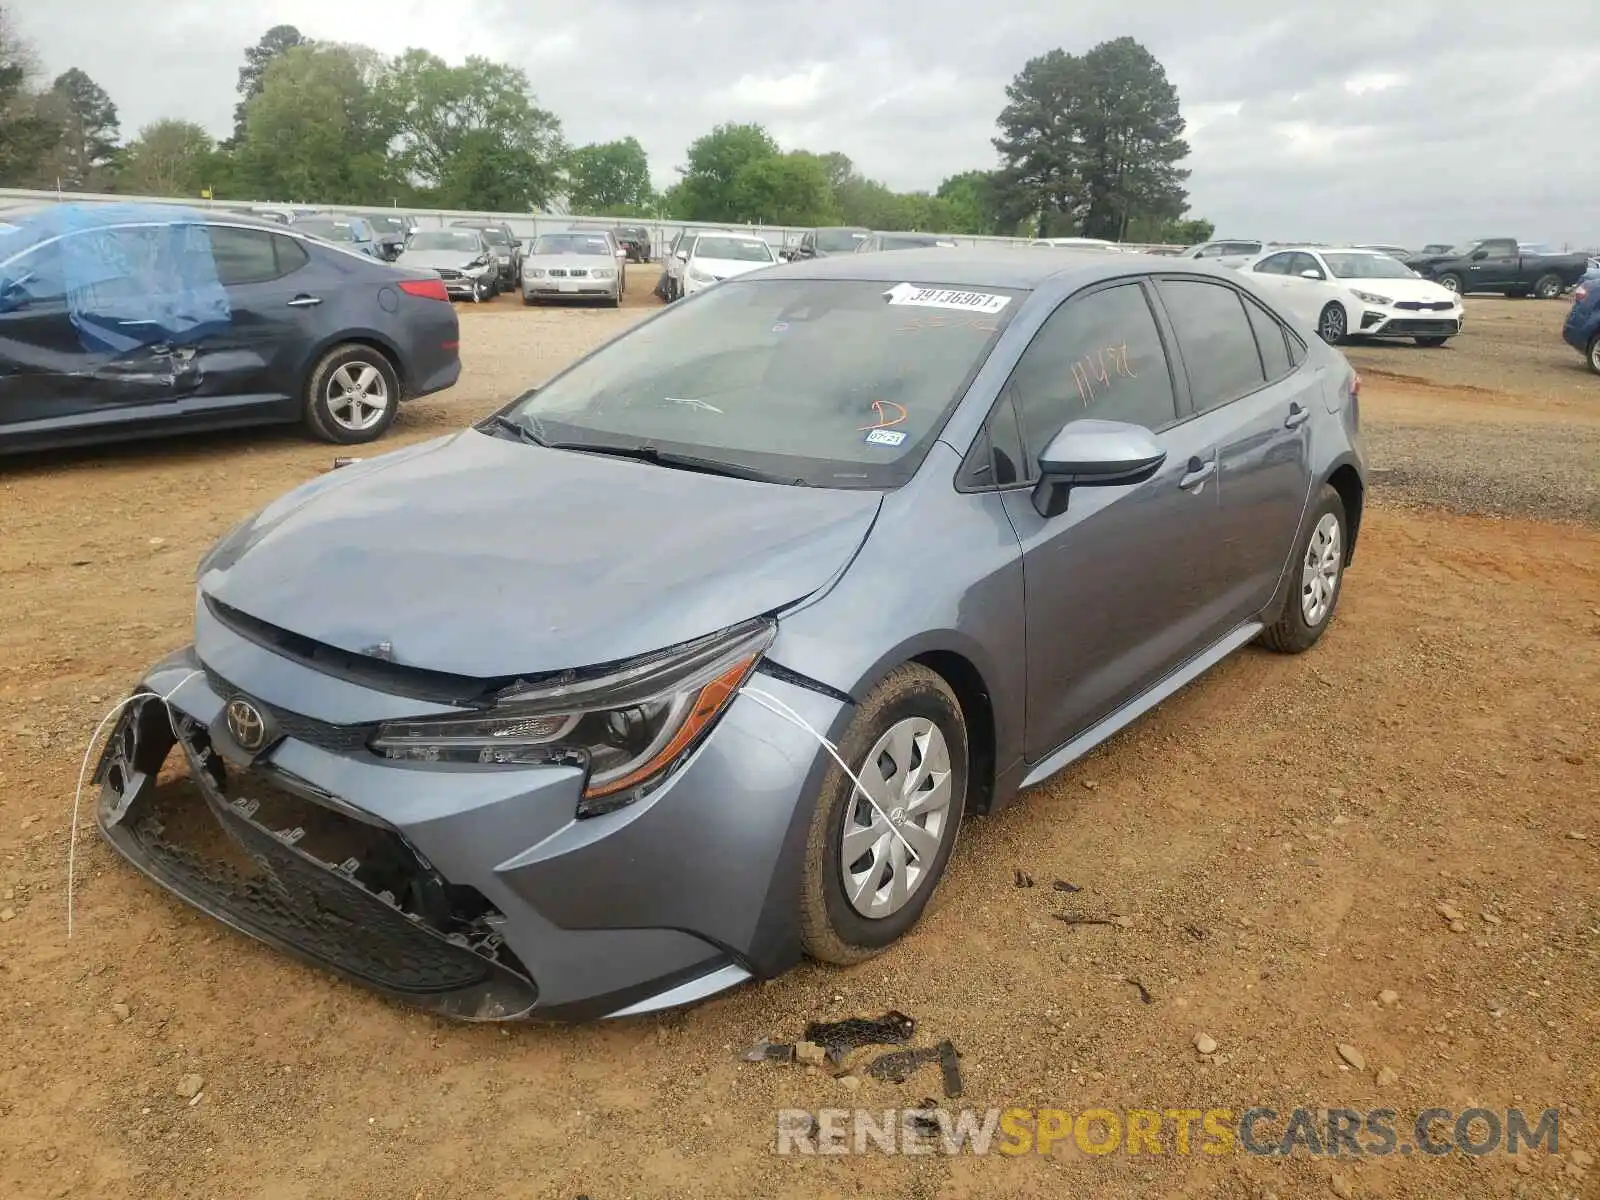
[95, 249, 1364, 1021]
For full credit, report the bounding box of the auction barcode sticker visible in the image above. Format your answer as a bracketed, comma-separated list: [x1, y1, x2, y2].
[884, 282, 1011, 314]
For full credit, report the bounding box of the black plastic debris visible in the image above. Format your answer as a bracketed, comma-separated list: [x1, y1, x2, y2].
[1014, 869, 1034, 888]
[906, 1101, 942, 1138]
[863, 1039, 963, 1099]
[803, 1010, 915, 1063]
[1052, 880, 1083, 893]
[741, 1038, 796, 1063]
[1053, 913, 1120, 928]
[1124, 977, 1154, 1005]
[1184, 924, 1210, 941]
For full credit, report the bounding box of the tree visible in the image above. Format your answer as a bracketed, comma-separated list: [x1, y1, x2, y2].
[231, 24, 310, 145]
[235, 44, 401, 204]
[566, 137, 652, 213]
[31, 68, 119, 189]
[674, 122, 779, 221]
[1125, 214, 1213, 245]
[121, 119, 213, 196]
[994, 38, 1191, 240]
[0, 5, 56, 185]
[731, 151, 834, 225]
[383, 50, 566, 210]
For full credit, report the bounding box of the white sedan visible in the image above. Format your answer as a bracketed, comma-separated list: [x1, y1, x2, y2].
[680, 234, 777, 297]
[1244, 246, 1463, 347]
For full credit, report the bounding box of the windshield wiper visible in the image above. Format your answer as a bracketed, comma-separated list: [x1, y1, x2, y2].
[546, 440, 807, 486]
[481, 413, 549, 446]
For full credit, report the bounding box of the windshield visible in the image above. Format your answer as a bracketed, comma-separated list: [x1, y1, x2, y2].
[816, 229, 867, 252]
[535, 233, 612, 256]
[1447, 241, 1484, 257]
[295, 219, 356, 242]
[501, 278, 1022, 488]
[1322, 253, 1418, 280]
[408, 230, 481, 252]
[693, 237, 772, 262]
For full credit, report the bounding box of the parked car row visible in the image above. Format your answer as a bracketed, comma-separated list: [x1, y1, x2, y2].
[0, 204, 461, 454]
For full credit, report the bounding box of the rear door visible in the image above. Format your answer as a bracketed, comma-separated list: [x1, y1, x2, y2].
[1153, 276, 1316, 625]
[996, 279, 1240, 759]
[190, 225, 326, 406]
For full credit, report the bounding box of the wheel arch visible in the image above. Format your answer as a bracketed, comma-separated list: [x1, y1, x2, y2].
[301, 330, 408, 399]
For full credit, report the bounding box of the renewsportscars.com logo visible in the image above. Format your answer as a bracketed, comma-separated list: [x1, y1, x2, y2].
[775, 1106, 1563, 1158]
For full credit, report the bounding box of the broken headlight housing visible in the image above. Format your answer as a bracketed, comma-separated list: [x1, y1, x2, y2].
[368, 620, 775, 817]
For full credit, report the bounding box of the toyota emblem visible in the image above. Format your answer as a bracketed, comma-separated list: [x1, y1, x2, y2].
[225, 698, 267, 752]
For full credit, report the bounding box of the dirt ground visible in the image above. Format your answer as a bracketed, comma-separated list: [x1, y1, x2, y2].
[0, 284, 1596, 1200]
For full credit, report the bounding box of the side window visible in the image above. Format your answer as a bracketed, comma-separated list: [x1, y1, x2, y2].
[962, 391, 1027, 489]
[1253, 253, 1294, 275]
[273, 235, 309, 275]
[0, 241, 68, 311]
[1006, 282, 1180, 456]
[1243, 294, 1293, 382]
[1157, 279, 1267, 413]
[1289, 252, 1324, 279]
[1193, 243, 1221, 258]
[207, 226, 281, 285]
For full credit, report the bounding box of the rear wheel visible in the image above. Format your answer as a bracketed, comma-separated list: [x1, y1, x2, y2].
[303, 344, 400, 445]
[1533, 273, 1563, 299]
[1588, 334, 1600, 376]
[1437, 273, 1463, 294]
[799, 665, 968, 965]
[1259, 486, 1347, 654]
[1317, 302, 1348, 345]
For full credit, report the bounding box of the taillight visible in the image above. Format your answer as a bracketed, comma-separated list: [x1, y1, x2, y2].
[398, 278, 450, 302]
[1577, 284, 1590, 303]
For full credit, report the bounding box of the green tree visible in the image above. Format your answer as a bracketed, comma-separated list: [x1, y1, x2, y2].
[995, 38, 1191, 240]
[1125, 214, 1213, 245]
[120, 119, 213, 196]
[31, 68, 119, 189]
[383, 49, 566, 210]
[231, 24, 310, 145]
[674, 122, 779, 221]
[0, 5, 57, 185]
[566, 136, 652, 213]
[235, 44, 400, 204]
[731, 151, 835, 224]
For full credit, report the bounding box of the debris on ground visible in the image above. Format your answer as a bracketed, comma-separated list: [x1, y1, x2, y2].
[1194, 1034, 1218, 1055]
[175, 1074, 203, 1099]
[1014, 869, 1035, 888]
[1183, 924, 1209, 941]
[740, 1039, 794, 1063]
[1337, 1043, 1366, 1071]
[1052, 880, 1083, 893]
[862, 1040, 963, 1098]
[793, 1040, 828, 1066]
[1054, 913, 1122, 928]
[1124, 978, 1154, 1005]
[803, 1010, 916, 1065]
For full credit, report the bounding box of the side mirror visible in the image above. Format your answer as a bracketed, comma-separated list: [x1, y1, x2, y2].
[1031, 419, 1168, 519]
[1299, 269, 1322, 279]
[675, 250, 688, 262]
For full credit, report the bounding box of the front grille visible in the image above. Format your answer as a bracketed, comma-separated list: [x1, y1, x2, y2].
[546, 268, 588, 278]
[1394, 300, 1454, 311]
[202, 666, 376, 754]
[100, 710, 538, 1018]
[1381, 318, 1460, 335]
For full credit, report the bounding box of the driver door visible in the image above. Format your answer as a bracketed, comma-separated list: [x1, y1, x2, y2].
[994, 279, 1236, 760]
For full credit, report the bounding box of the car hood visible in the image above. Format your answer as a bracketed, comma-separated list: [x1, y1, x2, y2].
[400, 248, 485, 271]
[1336, 276, 1458, 303]
[691, 256, 774, 280]
[200, 429, 882, 678]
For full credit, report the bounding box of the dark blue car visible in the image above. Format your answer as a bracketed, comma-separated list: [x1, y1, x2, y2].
[1562, 274, 1600, 374]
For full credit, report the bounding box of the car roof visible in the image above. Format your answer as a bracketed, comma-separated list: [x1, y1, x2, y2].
[760, 245, 1183, 289]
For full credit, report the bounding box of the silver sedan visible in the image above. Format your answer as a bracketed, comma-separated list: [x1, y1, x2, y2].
[521, 231, 626, 306]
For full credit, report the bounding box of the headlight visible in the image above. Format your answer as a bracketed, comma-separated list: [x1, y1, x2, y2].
[589, 267, 615, 279]
[1351, 289, 1392, 306]
[196, 511, 259, 578]
[369, 620, 775, 817]
[525, 267, 546, 278]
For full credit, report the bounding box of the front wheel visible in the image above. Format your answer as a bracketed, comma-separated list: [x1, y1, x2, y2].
[1259, 485, 1347, 654]
[1533, 274, 1563, 300]
[303, 345, 400, 445]
[799, 664, 968, 965]
[1415, 336, 1450, 347]
[471, 278, 488, 303]
[1317, 302, 1349, 345]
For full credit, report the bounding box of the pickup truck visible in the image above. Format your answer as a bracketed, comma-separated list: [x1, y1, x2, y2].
[1406, 239, 1590, 298]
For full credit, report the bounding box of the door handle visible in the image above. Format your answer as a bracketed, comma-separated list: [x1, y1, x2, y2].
[1284, 401, 1311, 430]
[287, 295, 323, 308]
[1178, 457, 1216, 491]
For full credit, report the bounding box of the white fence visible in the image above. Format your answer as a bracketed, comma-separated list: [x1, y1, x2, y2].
[0, 186, 1183, 260]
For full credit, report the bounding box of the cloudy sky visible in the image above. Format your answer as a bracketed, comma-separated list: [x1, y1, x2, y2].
[12, 0, 1599, 246]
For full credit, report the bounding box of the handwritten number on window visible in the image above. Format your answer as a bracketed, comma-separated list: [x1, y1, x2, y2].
[1069, 342, 1138, 408]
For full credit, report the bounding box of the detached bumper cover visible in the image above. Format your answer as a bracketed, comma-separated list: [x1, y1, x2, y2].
[94, 635, 847, 1020]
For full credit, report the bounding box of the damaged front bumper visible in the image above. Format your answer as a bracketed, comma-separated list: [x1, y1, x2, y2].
[94, 634, 847, 1021]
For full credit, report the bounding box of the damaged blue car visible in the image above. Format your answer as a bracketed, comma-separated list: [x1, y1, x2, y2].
[0, 203, 461, 454]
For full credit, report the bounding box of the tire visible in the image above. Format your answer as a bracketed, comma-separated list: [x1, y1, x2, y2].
[1437, 273, 1463, 294]
[1587, 334, 1600, 377]
[1259, 485, 1348, 654]
[471, 278, 487, 304]
[1533, 274, 1563, 300]
[522, 292, 537, 307]
[1317, 302, 1349, 345]
[799, 664, 969, 965]
[303, 344, 401, 445]
[1414, 336, 1450, 347]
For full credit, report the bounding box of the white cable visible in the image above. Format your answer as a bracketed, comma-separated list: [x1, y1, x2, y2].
[66, 669, 202, 939]
[740, 685, 918, 861]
